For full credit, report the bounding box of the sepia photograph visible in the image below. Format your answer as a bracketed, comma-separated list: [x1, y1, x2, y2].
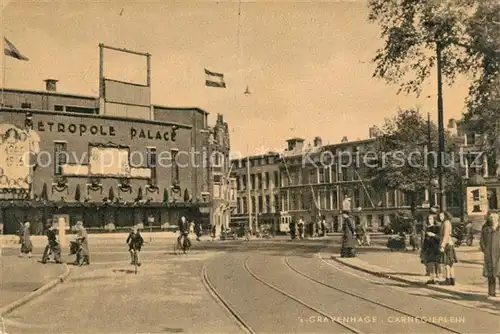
[0, 0, 499, 333]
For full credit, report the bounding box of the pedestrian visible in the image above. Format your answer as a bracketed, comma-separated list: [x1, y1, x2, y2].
[19, 221, 33, 258]
[480, 212, 500, 298]
[42, 222, 62, 264]
[422, 211, 442, 284]
[421, 207, 438, 275]
[289, 219, 296, 240]
[466, 221, 473, 246]
[297, 217, 305, 240]
[320, 216, 327, 237]
[438, 211, 458, 285]
[340, 209, 356, 258]
[195, 222, 202, 241]
[211, 224, 216, 240]
[75, 221, 90, 265]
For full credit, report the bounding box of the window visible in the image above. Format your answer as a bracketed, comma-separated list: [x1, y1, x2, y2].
[274, 194, 279, 212]
[21, 102, 31, 109]
[250, 174, 255, 190]
[251, 197, 256, 213]
[265, 195, 270, 213]
[66, 106, 95, 114]
[387, 190, 395, 207]
[213, 175, 222, 183]
[367, 215, 373, 227]
[54, 105, 64, 111]
[242, 197, 247, 214]
[242, 175, 247, 190]
[341, 167, 348, 181]
[466, 132, 475, 146]
[354, 188, 361, 208]
[258, 196, 263, 212]
[237, 199, 242, 214]
[265, 172, 270, 189]
[319, 168, 325, 183]
[378, 215, 385, 227]
[236, 176, 240, 190]
[274, 171, 279, 188]
[324, 167, 331, 183]
[146, 147, 157, 184]
[54, 142, 67, 175]
[257, 174, 263, 189]
[171, 149, 179, 184]
[319, 189, 328, 210]
[331, 188, 338, 210]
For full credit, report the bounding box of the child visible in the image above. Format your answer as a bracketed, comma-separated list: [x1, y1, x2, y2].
[126, 227, 144, 266]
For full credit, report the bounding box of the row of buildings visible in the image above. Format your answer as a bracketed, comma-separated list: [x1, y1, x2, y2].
[230, 122, 500, 233]
[0, 44, 237, 235]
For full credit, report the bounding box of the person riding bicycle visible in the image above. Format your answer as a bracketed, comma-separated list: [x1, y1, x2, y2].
[177, 216, 191, 248]
[126, 227, 144, 266]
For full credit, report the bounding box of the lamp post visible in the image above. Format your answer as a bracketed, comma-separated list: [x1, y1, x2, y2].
[436, 41, 447, 211]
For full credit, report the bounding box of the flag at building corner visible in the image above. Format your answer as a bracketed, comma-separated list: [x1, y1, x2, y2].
[205, 68, 226, 88]
[4, 37, 29, 61]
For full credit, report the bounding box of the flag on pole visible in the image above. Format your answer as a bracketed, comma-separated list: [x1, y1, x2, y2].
[4, 38, 29, 61]
[205, 68, 226, 88]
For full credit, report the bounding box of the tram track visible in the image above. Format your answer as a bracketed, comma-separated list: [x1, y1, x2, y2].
[284, 256, 463, 334]
[201, 263, 256, 334]
[243, 256, 364, 334]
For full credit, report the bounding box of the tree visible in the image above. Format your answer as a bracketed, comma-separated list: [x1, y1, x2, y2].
[368, 109, 460, 216]
[368, 0, 500, 152]
[108, 187, 115, 201]
[75, 184, 81, 202]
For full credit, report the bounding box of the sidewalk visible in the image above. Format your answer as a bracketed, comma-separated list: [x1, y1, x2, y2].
[331, 246, 500, 306]
[0, 255, 67, 309]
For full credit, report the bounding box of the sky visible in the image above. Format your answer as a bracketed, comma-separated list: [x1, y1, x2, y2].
[1, 0, 471, 156]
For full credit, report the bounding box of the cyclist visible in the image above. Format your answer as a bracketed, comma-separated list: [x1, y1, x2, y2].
[126, 226, 144, 266]
[177, 216, 191, 249]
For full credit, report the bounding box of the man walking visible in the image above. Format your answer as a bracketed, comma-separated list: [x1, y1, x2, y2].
[42, 223, 62, 264]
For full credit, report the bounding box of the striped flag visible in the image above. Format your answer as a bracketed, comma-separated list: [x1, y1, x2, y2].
[4, 38, 29, 61]
[205, 68, 226, 88]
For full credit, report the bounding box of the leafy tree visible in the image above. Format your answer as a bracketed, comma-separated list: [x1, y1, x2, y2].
[108, 187, 115, 201]
[368, 0, 500, 152]
[75, 184, 81, 202]
[368, 109, 460, 216]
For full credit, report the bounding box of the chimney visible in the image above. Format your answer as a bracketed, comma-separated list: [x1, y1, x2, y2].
[286, 137, 305, 151]
[369, 126, 379, 139]
[44, 79, 58, 92]
[313, 136, 322, 147]
[447, 118, 456, 129]
[341, 136, 348, 143]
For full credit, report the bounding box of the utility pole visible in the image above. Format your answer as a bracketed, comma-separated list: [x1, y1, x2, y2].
[427, 112, 434, 207]
[246, 156, 252, 234]
[436, 42, 447, 211]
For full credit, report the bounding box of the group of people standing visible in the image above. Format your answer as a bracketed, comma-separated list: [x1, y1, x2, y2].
[289, 215, 328, 240]
[420, 207, 458, 285]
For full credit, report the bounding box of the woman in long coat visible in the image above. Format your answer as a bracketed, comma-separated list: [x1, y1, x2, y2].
[340, 210, 357, 258]
[76, 222, 90, 265]
[480, 213, 500, 297]
[19, 222, 33, 258]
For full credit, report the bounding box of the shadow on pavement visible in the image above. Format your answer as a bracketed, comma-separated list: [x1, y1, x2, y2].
[162, 327, 184, 333]
[112, 269, 136, 274]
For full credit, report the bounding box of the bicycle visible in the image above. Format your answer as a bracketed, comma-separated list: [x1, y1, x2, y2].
[174, 233, 190, 255]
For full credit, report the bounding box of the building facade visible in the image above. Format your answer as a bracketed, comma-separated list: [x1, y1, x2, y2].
[0, 81, 234, 235]
[230, 152, 281, 233]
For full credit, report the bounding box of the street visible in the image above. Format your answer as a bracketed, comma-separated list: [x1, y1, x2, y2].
[2, 238, 499, 334]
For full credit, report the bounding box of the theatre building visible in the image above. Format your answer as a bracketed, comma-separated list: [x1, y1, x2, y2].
[0, 77, 235, 235]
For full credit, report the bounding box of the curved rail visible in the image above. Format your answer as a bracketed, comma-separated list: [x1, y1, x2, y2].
[243, 256, 363, 334]
[284, 257, 462, 334]
[201, 264, 256, 334]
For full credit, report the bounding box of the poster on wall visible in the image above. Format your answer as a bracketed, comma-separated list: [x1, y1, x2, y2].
[0, 124, 40, 190]
[89, 146, 131, 177]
